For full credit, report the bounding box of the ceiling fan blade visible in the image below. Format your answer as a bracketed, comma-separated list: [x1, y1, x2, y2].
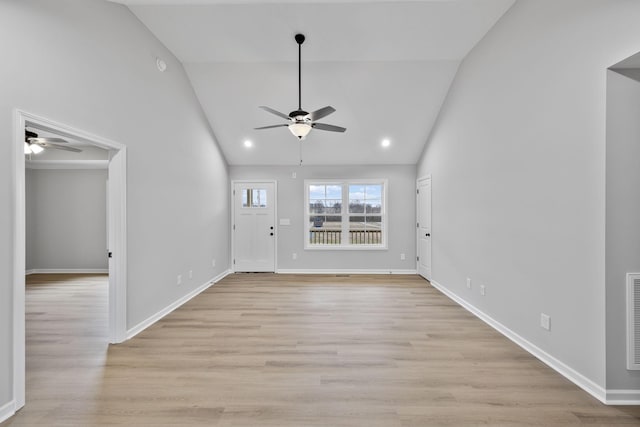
[40, 143, 82, 152]
[259, 106, 291, 120]
[312, 123, 346, 133]
[28, 137, 68, 144]
[309, 106, 336, 121]
[254, 124, 289, 130]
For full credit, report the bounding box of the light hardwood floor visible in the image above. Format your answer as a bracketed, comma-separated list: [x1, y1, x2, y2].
[4, 273, 640, 426]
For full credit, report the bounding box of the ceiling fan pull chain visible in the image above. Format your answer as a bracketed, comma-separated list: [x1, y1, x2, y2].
[299, 140, 303, 166]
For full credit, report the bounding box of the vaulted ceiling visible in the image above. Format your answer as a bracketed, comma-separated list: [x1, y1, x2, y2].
[110, 0, 515, 165]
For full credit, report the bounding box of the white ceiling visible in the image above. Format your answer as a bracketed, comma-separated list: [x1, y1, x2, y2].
[612, 51, 640, 69]
[112, 0, 515, 165]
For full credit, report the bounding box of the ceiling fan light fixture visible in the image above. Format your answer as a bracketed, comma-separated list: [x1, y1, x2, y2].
[288, 122, 312, 140]
[255, 34, 345, 140]
[24, 130, 81, 154]
[30, 143, 44, 154]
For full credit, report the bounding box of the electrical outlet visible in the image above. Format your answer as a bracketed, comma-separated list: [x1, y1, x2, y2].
[292, 253, 297, 260]
[400, 253, 405, 260]
[212, 259, 216, 267]
[177, 274, 182, 285]
[540, 313, 551, 331]
[480, 285, 486, 296]
[189, 270, 193, 280]
[466, 277, 471, 289]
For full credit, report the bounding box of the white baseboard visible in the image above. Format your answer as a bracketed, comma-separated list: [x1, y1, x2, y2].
[276, 269, 418, 275]
[126, 269, 232, 340]
[25, 268, 108, 275]
[605, 389, 640, 405]
[429, 279, 615, 405]
[0, 400, 16, 423]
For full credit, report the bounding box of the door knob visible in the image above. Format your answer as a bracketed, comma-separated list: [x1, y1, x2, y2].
[270, 232, 274, 236]
[425, 233, 430, 237]
[270, 226, 274, 230]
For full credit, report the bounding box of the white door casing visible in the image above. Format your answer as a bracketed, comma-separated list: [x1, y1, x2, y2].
[13, 110, 127, 414]
[107, 148, 127, 344]
[233, 181, 276, 272]
[417, 176, 432, 280]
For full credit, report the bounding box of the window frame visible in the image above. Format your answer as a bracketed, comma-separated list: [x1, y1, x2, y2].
[304, 179, 388, 250]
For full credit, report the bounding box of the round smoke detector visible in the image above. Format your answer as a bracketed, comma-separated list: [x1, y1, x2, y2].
[156, 57, 167, 72]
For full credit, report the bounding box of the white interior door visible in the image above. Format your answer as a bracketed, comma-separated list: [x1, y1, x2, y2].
[417, 176, 432, 280]
[234, 182, 276, 272]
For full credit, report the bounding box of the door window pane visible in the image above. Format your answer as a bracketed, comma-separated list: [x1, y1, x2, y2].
[242, 188, 267, 208]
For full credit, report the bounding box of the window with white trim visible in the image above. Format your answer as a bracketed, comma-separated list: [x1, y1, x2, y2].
[304, 179, 387, 249]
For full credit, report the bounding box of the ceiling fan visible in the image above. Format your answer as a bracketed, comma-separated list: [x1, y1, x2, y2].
[255, 33, 346, 140]
[24, 130, 82, 154]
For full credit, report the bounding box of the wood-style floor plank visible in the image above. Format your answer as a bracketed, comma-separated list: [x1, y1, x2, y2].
[3, 273, 640, 426]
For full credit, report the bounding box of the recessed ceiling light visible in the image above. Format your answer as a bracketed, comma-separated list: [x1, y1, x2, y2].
[381, 138, 391, 147]
[244, 139, 253, 148]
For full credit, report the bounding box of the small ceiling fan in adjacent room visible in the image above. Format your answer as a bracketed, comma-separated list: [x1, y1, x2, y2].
[255, 33, 346, 140]
[24, 130, 82, 154]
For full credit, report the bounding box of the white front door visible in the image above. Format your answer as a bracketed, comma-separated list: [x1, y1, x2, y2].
[417, 176, 432, 280]
[233, 182, 276, 272]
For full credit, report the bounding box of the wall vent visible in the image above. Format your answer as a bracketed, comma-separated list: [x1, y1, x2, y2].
[627, 273, 640, 370]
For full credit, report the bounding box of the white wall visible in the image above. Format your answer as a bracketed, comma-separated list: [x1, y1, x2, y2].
[26, 168, 108, 271]
[606, 69, 640, 390]
[0, 0, 229, 410]
[417, 0, 640, 392]
[230, 165, 417, 272]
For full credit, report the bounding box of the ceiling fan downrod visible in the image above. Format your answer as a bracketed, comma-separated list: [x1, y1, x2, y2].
[295, 33, 305, 112]
[254, 33, 346, 139]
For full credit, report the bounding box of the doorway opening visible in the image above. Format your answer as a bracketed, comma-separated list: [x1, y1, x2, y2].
[12, 110, 127, 411]
[605, 52, 640, 394]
